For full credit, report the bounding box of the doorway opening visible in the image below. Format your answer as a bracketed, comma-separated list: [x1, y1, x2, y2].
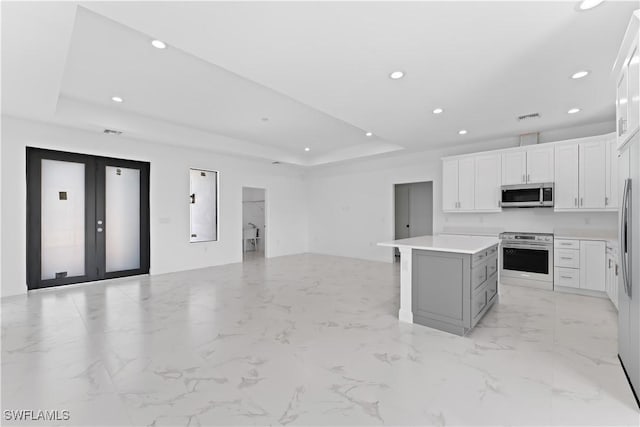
[26, 148, 150, 290]
[242, 187, 266, 261]
[393, 181, 433, 262]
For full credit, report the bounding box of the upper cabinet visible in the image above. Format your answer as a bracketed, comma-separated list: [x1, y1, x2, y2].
[554, 138, 615, 212]
[501, 151, 527, 185]
[526, 146, 555, 183]
[442, 157, 475, 212]
[442, 133, 615, 213]
[616, 20, 639, 146]
[474, 153, 501, 211]
[554, 144, 579, 210]
[501, 145, 554, 185]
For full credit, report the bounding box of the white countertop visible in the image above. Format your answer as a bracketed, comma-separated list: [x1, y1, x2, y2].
[378, 234, 500, 254]
[553, 228, 617, 242]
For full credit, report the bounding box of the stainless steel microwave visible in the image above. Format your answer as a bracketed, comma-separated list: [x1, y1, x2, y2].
[500, 183, 554, 208]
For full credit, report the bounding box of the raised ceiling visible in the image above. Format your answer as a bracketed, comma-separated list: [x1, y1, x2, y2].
[2, 1, 638, 166]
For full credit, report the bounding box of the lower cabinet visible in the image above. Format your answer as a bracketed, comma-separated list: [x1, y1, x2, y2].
[554, 239, 606, 294]
[605, 243, 619, 310]
[412, 245, 499, 336]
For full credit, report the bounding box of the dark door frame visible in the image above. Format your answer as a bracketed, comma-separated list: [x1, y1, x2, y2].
[26, 147, 150, 290]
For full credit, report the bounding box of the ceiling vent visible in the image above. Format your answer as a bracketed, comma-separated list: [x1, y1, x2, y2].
[103, 129, 122, 136]
[517, 112, 540, 121]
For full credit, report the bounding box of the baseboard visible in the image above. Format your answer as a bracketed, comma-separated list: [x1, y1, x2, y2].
[618, 354, 640, 410]
[554, 286, 608, 299]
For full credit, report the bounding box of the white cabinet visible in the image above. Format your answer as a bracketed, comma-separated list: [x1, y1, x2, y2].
[458, 157, 475, 210]
[526, 146, 555, 183]
[442, 158, 459, 211]
[579, 141, 607, 209]
[442, 157, 475, 212]
[474, 153, 501, 211]
[554, 144, 579, 209]
[580, 240, 606, 292]
[606, 244, 619, 310]
[554, 139, 613, 211]
[501, 146, 554, 185]
[605, 139, 619, 209]
[554, 239, 606, 294]
[617, 33, 639, 145]
[501, 151, 527, 185]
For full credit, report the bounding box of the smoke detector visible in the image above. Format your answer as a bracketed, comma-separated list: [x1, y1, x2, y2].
[103, 129, 123, 136]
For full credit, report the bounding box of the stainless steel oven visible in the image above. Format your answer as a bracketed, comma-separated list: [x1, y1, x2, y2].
[500, 232, 554, 290]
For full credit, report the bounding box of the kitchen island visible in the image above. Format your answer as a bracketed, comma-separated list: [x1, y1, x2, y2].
[379, 235, 500, 336]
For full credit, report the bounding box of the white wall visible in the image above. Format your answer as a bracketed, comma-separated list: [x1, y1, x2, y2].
[1, 117, 309, 297]
[306, 124, 618, 263]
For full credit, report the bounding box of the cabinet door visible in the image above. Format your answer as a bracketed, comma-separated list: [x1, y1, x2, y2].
[579, 141, 606, 209]
[501, 151, 526, 185]
[526, 146, 554, 183]
[618, 68, 629, 142]
[474, 153, 501, 211]
[458, 157, 475, 210]
[580, 240, 606, 291]
[554, 144, 579, 209]
[442, 159, 459, 211]
[605, 139, 619, 209]
[628, 42, 639, 138]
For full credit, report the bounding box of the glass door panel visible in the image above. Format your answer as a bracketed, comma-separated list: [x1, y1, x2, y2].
[40, 159, 86, 280]
[105, 166, 140, 272]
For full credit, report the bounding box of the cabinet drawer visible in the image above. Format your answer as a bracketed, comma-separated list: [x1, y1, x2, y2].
[487, 256, 498, 278]
[471, 265, 487, 289]
[555, 267, 580, 288]
[555, 239, 580, 250]
[487, 244, 498, 257]
[472, 250, 488, 266]
[471, 286, 488, 320]
[486, 276, 498, 301]
[555, 249, 580, 268]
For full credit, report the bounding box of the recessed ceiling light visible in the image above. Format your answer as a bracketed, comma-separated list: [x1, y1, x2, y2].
[304, 147, 310, 152]
[111, 96, 123, 103]
[568, 108, 581, 114]
[578, 0, 604, 10]
[151, 39, 167, 49]
[365, 132, 373, 137]
[433, 108, 444, 114]
[261, 117, 269, 122]
[571, 70, 590, 79]
[389, 71, 405, 80]
[458, 130, 468, 135]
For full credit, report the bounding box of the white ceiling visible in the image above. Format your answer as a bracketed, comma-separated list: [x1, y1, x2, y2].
[2, 1, 638, 166]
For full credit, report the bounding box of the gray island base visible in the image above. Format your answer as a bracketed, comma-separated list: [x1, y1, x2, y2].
[378, 235, 500, 336]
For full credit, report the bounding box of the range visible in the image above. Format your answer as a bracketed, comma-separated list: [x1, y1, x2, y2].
[499, 232, 554, 290]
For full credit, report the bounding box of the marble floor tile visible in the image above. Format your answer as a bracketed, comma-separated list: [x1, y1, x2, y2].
[2, 254, 639, 426]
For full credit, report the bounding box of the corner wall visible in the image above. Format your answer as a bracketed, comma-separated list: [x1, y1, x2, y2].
[1, 117, 309, 297]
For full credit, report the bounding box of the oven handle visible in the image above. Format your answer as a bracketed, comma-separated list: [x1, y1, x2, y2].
[502, 243, 552, 250]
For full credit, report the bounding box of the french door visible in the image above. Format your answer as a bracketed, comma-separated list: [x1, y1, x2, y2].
[26, 148, 150, 290]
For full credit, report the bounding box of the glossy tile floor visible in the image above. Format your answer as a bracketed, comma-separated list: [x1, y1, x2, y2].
[2, 254, 639, 426]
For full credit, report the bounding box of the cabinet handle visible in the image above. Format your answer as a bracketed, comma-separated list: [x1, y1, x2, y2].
[527, 174, 530, 182]
[605, 197, 609, 206]
[615, 264, 619, 276]
[580, 198, 583, 206]
[560, 243, 573, 246]
[522, 174, 526, 183]
[560, 257, 573, 260]
[608, 259, 612, 268]
[560, 275, 573, 279]
[574, 197, 578, 207]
